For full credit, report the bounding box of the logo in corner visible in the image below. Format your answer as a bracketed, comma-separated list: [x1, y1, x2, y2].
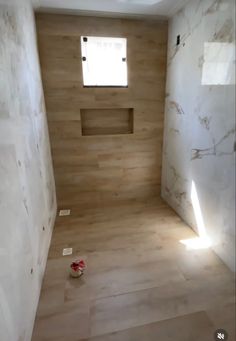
[214, 329, 228, 340]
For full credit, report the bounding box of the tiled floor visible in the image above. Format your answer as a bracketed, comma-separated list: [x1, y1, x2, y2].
[32, 198, 235, 340]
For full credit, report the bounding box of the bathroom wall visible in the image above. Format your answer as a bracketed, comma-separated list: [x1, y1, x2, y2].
[36, 14, 168, 208]
[162, 0, 235, 271]
[0, 1, 57, 340]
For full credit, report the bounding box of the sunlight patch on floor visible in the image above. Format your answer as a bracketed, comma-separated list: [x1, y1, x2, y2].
[180, 237, 211, 250]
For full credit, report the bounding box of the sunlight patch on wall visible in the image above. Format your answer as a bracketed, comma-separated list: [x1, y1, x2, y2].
[180, 181, 211, 250]
[191, 180, 207, 238]
[202, 42, 235, 85]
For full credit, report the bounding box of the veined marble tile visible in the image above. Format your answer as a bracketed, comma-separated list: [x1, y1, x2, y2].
[162, 0, 235, 271]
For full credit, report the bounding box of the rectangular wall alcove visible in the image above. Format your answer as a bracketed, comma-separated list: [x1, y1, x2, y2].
[80, 108, 134, 136]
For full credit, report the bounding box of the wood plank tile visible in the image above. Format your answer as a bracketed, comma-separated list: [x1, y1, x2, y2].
[32, 199, 235, 340]
[90, 272, 234, 337]
[89, 311, 215, 341]
[32, 300, 90, 341]
[36, 14, 168, 207]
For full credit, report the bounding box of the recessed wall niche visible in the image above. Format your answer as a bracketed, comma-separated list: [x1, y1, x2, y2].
[80, 108, 134, 136]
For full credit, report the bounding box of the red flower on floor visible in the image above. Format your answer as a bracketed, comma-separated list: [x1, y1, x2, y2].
[70, 259, 86, 272]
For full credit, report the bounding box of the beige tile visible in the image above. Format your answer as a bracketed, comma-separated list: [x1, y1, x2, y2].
[33, 199, 235, 340]
[65, 259, 185, 301]
[36, 283, 65, 317]
[90, 272, 234, 337]
[32, 300, 90, 341]
[206, 303, 236, 340]
[89, 311, 215, 341]
[36, 14, 167, 208]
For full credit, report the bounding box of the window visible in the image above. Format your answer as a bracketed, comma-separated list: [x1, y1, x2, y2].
[81, 36, 128, 87]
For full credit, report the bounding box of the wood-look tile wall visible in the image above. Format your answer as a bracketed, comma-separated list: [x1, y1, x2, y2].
[36, 13, 168, 208]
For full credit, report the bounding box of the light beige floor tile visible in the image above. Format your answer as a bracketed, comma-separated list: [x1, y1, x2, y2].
[90, 272, 234, 337]
[32, 199, 235, 341]
[65, 259, 185, 301]
[32, 300, 90, 341]
[206, 303, 236, 340]
[89, 311, 215, 341]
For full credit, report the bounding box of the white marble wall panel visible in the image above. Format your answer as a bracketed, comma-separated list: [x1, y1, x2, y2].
[0, 1, 57, 340]
[162, 0, 235, 271]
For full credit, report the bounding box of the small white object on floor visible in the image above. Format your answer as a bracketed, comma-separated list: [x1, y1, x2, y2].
[59, 209, 71, 216]
[62, 248, 73, 256]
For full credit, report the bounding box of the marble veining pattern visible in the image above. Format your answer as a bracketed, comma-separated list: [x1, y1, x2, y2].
[0, 1, 57, 340]
[162, 0, 235, 271]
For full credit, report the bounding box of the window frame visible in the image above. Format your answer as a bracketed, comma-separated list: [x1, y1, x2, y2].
[80, 36, 128, 88]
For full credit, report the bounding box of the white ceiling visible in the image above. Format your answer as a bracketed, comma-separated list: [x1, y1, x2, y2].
[32, 0, 190, 18]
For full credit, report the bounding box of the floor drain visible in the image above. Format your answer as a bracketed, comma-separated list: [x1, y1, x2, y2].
[62, 248, 73, 256]
[59, 209, 71, 216]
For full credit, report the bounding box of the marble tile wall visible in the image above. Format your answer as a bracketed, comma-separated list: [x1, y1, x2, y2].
[162, 0, 235, 271]
[0, 1, 57, 340]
